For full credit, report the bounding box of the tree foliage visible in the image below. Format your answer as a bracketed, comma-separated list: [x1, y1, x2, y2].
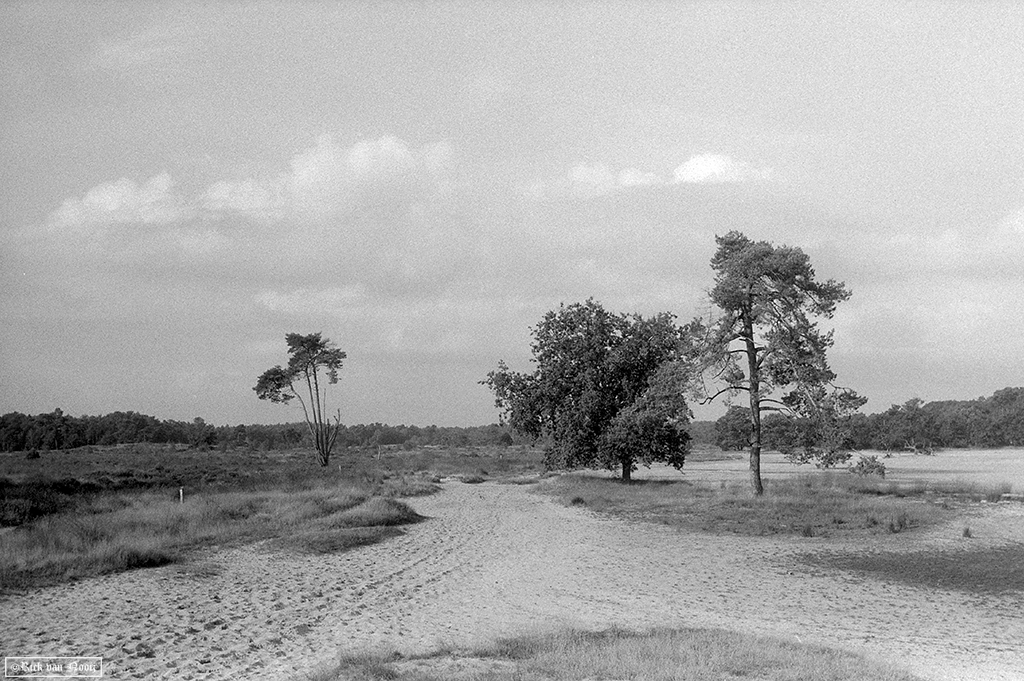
[714, 406, 751, 451]
[254, 332, 347, 467]
[484, 300, 691, 481]
[694, 231, 865, 494]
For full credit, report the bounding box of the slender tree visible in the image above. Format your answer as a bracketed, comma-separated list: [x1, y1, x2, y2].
[254, 332, 347, 467]
[695, 231, 864, 494]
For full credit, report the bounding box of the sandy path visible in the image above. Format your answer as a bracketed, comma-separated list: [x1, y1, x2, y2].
[3, 480, 1023, 680]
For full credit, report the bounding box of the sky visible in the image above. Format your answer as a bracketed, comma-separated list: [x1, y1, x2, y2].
[3, 2, 1024, 427]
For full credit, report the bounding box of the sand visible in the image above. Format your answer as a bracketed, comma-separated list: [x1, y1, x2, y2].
[3, 450, 1024, 680]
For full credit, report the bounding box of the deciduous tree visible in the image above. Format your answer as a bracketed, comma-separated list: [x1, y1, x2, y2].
[484, 300, 691, 481]
[254, 332, 347, 467]
[694, 231, 864, 494]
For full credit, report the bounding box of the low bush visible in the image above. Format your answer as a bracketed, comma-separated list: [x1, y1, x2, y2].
[849, 455, 886, 478]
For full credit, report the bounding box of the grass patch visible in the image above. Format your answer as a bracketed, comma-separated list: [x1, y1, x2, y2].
[542, 472, 963, 537]
[0, 488, 423, 591]
[849, 477, 1014, 503]
[318, 627, 922, 681]
[0, 443, 541, 590]
[800, 542, 1024, 595]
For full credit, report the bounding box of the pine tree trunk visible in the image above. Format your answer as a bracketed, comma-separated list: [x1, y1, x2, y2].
[744, 312, 765, 496]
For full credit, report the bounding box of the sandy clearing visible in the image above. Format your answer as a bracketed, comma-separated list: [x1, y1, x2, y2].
[638, 448, 1024, 493]
[3, 457, 1024, 680]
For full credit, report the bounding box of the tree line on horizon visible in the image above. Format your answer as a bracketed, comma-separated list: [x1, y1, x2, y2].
[0, 410, 515, 454]
[3, 386, 1024, 456]
[714, 387, 1024, 455]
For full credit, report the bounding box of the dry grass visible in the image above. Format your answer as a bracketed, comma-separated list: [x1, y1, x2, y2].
[0, 486, 422, 591]
[0, 443, 542, 591]
[315, 627, 922, 680]
[542, 471, 973, 538]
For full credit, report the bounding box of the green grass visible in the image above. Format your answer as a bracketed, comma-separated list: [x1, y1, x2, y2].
[313, 627, 922, 681]
[800, 542, 1024, 595]
[542, 471, 968, 537]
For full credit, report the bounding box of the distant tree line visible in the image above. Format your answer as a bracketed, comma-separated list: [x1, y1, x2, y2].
[0, 409, 516, 453]
[712, 387, 1024, 456]
[8, 386, 1023, 457]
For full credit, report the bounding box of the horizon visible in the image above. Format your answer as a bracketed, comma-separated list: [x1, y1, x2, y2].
[4, 3, 1024, 427]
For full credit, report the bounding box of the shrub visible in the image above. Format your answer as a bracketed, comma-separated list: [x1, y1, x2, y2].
[887, 511, 909, 533]
[849, 455, 886, 478]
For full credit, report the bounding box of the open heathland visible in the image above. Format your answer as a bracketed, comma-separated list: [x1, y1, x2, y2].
[3, 446, 1023, 680]
[0, 444, 544, 591]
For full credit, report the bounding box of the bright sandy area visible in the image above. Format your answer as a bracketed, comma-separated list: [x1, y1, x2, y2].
[3, 448, 1023, 680]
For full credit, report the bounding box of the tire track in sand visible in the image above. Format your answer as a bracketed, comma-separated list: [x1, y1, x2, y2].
[3, 481, 1022, 680]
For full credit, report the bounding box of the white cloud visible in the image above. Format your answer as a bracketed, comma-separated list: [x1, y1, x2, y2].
[50, 172, 187, 228]
[50, 136, 452, 229]
[203, 178, 287, 220]
[568, 163, 617, 197]
[997, 208, 1024, 235]
[93, 24, 197, 71]
[254, 286, 369, 317]
[672, 154, 773, 184]
[207, 135, 451, 220]
[526, 163, 664, 199]
[618, 168, 663, 187]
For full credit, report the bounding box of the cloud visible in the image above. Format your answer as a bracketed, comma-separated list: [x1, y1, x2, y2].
[50, 172, 188, 228]
[254, 286, 368, 317]
[526, 163, 665, 199]
[997, 208, 1024, 235]
[203, 178, 287, 221]
[526, 153, 773, 201]
[618, 168, 662, 187]
[204, 135, 452, 220]
[93, 24, 196, 71]
[672, 154, 773, 184]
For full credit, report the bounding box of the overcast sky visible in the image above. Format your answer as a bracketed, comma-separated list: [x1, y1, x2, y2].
[3, 2, 1024, 427]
